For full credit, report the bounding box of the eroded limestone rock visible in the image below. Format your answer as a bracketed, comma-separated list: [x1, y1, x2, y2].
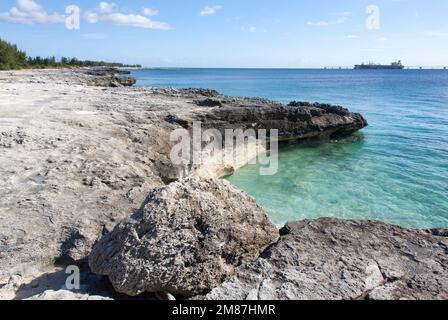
[202, 218, 448, 300]
[89, 178, 279, 297]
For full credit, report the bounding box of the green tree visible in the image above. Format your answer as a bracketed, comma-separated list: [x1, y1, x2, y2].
[0, 38, 27, 70]
[1, 38, 142, 70]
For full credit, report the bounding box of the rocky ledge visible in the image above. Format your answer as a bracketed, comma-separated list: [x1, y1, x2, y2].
[79, 67, 137, 87]
[204, 218, 448, 300]
[190, 97, 367, 142]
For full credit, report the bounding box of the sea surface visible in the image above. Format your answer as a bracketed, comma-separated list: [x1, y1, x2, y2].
[130, 68, 448, 228]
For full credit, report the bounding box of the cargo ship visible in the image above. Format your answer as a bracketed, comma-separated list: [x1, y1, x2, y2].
[354, 60, 404, 70]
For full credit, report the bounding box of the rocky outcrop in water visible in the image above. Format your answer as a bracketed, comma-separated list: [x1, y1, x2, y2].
[89, 178, 278, 297]
[75, 68, 136, 87]
[202, 218, 448, 300]
[184, 97, 368, 142]
[84, 67, 130, 77]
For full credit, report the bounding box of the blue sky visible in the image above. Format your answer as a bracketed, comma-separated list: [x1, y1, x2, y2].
[0, 0, 447, 67]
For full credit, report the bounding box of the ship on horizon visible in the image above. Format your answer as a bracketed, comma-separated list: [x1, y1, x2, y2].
[354, 60, 404, 70]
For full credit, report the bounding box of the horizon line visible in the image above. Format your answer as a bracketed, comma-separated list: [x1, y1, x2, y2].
[135, 66, 448, 70]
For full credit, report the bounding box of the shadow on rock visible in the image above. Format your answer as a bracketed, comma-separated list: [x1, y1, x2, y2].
[13, 260, 160, 300]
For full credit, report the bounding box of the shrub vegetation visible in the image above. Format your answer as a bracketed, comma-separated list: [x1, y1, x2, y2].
[0, 38, 141, 70]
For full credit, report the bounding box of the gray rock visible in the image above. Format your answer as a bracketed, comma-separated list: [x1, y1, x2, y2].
[202, 218, 448, 300]
[73, 68, 136, 87]
[114, 77, 137, 87]
[26, 289, 112, 300]
[89, 178, 279, 297]
[0, 129, 26, 148]
[193, 98, 368, 142]
[83, 67, 128, 77]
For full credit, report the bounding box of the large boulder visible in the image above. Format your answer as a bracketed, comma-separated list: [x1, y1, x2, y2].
[203, 218, 448, 300]
[89, 178, 279, 297]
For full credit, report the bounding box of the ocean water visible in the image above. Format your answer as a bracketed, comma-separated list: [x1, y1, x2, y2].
[130, 68, 448, 228]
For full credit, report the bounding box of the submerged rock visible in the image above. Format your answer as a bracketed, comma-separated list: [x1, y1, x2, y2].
[89, 178, 279, 297]
[202, 218, 448, 300]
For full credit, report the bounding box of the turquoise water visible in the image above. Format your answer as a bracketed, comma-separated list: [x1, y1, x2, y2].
[131, 69, 448, 228]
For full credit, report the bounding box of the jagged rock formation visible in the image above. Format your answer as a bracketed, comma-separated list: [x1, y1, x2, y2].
[191, 98, 368, 142]
[202, 218, 448, 300]
[89, 178, 278, 297]
[77, 68, 136, 87]
[83, 67, 130, 77]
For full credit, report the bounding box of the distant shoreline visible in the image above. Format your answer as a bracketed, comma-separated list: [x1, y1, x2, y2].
[128, 66, 448, 70]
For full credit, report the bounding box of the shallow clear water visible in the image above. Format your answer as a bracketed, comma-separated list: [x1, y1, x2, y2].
[131, 68, 448, 228]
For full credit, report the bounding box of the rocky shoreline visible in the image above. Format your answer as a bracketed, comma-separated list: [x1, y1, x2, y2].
[0, 68, 446, 300]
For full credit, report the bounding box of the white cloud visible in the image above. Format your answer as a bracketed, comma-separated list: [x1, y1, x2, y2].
[248, 26, 256, 33]
[0, 1, 171, 30]
[17, 0, 41, 12]
[0, 0, 64, 24]
[377, 37, 388, 41]
[307, 21, 329, 27]
[200, 5, 223, 16]
[142, 8, 159, 17]
[346, 35, 359, 39]
[84, 11, 99, 24]
[83, 2, 170, 30]
[97, 2, 116, 14]
[102, 13, 170, 30]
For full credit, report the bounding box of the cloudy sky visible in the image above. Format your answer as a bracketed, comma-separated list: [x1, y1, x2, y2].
[0, 0, 447, 67]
